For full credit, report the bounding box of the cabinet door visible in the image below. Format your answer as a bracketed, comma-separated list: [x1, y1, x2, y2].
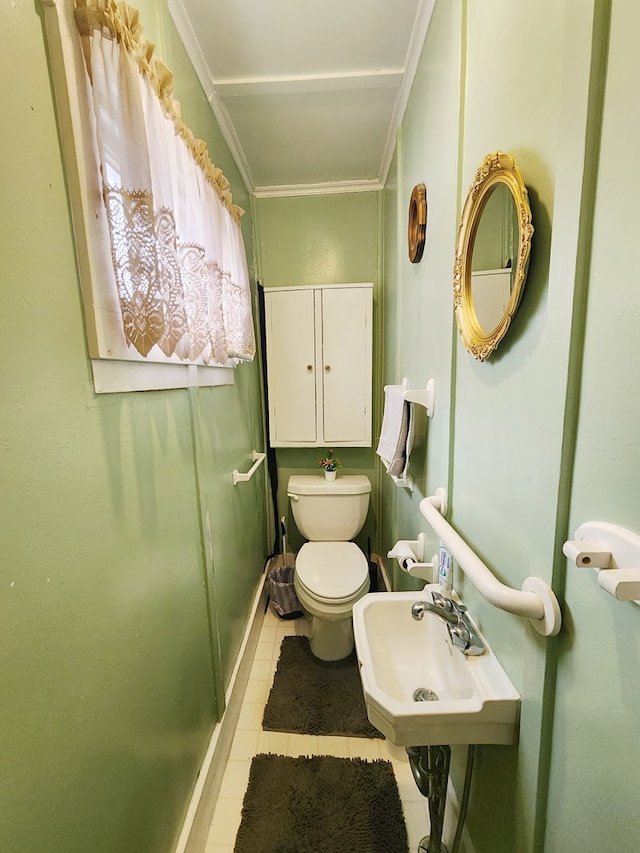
[264, 289, 317, 444]
[321, 287, 372, 445]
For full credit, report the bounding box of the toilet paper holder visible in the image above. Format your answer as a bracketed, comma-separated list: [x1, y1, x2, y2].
[387, 533, 436, 583]
[563, 521, 640, 603]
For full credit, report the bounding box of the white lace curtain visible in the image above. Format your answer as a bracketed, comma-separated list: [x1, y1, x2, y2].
[74, 0, 255, 365]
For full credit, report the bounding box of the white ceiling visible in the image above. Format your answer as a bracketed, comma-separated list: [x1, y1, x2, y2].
[169, 0, 435, 197]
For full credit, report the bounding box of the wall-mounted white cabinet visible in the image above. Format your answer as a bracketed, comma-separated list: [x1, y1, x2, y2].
[264, 283, 373, 447]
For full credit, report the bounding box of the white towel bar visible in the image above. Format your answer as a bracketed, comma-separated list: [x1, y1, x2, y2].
[379, 377, 434, 491]
[390, 472, 414, 491]
[419, 490, 561, 636]
[232, 451, 266, 486]
[404, 378, 435, 418]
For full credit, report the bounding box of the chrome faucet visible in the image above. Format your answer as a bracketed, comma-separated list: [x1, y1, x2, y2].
[411, 599, 460, 625]
[411, 591, 485, 656]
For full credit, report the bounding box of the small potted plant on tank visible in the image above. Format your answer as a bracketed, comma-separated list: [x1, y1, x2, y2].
[318, 449, 342, 481]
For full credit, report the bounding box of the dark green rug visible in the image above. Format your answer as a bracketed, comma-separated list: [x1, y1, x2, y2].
[234, 754, 408, 853]
[262, 636, 383, 739]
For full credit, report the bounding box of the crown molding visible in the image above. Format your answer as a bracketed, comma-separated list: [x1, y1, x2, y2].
[215, 69, 403, 98]
[205, 95, 255, 191]
[378, 0, 436, 186]
[253, 180, 383, 199]
[168, 0, 254, 192]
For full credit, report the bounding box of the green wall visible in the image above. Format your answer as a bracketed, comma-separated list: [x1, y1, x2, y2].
[545, 1, 640, 849]
[448, 1, 564, 847]
[0, 1, 267, 852]
[383, 1, 640, 851]
[383, 0, 461, 593]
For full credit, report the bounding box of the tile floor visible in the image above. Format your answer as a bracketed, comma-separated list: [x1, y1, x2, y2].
[204, 605, 430, 852]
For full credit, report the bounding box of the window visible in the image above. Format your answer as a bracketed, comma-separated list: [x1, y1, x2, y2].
[42, 0, 255, 391]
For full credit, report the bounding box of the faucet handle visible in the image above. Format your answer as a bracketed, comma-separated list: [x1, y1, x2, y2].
[431, 591, 453, 610]
[433, 590, 468, 617]
[447, 624, 470, 651]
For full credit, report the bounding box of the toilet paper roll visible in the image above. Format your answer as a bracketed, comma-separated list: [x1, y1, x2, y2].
[387, 540, 418, 570]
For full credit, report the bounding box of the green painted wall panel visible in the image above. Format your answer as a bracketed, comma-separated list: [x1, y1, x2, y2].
[384, 0, 461, 592]
[0, 1, 266, 851]
[380, 1, 638, 851]
[257, 193, 379, 288]
[425, 2, 564, 849]
[380, 152, 401, 572]
[193, 380, 268, 689]
[545, 1, 640, 849]
[255, 193, 381, 550]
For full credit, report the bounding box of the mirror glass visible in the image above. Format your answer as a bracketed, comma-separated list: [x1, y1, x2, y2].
[453, 152, 533, 360]
[471, 184, 518, 332]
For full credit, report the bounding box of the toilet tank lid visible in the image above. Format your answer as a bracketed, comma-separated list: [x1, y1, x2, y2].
[287, 474, 371, 495]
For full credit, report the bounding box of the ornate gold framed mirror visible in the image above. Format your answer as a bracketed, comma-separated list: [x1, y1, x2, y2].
[408, 183, 427, 263]
[453, 152, 533, 360]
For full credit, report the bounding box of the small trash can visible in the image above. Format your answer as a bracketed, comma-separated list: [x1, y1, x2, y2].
[268, 559, 303, 620]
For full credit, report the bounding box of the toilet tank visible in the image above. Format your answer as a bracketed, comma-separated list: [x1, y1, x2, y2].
[287, 475, 371, 541]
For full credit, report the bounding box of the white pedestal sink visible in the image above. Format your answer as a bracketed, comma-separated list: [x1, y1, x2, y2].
[353, 587, 520, 747]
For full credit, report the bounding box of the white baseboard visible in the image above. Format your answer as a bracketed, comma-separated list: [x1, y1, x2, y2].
[174, 574, 268, 853]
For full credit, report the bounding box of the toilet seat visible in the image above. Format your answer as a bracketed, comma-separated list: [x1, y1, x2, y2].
[295, 541, 369, 603]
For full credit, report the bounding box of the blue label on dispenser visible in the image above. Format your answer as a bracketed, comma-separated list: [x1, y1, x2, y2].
[438, 544, 452, 590]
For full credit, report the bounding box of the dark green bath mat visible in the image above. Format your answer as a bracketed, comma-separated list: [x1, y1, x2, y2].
[262, 636, 383, 738]
[234, 753, 408, 853]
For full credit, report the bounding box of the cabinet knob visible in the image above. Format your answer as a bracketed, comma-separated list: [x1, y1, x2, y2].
[324, 364, 331, 372]
[306, 364, 313, 372]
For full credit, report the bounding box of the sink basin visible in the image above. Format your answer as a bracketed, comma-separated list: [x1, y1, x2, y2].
[352, 587, 520, 746]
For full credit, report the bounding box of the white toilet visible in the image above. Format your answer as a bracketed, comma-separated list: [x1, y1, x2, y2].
[287, 474, 372, 661]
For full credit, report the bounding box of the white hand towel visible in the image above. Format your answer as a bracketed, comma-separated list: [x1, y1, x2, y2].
[377, 385, 410, 476]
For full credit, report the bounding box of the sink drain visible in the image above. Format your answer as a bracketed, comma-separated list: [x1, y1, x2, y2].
[413, 687, 439, 702]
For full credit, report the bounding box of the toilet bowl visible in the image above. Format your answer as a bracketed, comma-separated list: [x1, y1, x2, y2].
[294, 541, 370, 660]
[287, 474, 372, 661]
